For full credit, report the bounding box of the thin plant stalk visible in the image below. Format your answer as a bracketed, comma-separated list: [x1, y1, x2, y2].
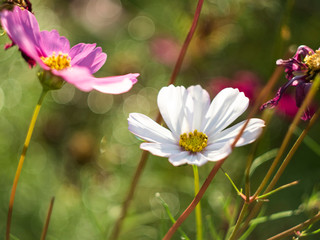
[244, 110, 274, 200]
[168, 0, 204, 85]
[228, 181, 298, 240]
[244, 109, 320, 235]
[252, 74, 320, 200]
[265, 110, 320, 193]
[40, 197, 55, 240]
[156, 193, 190, 240]
[267, 211, 320, 240]
[227, 0, 296, 235]
[230, 111, 274, 240]
[227, 203, 249, 240]
[163, 159, 225, 240]
[235, 76, 320, 239]
[237, 109, 320, 238]
[109, 0, 204, 239]
[193, 165, 202, 240]
[6, 88, 48, 240]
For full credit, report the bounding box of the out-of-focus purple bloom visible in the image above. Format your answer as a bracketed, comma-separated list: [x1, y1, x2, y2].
[209, 70, 305, 119]
[150, 36, 183, 66]
[1, 6, 139, 94]
[209, 71, 261, 103]
[277, 94, 299, 119]
[261, 45, 318, 120]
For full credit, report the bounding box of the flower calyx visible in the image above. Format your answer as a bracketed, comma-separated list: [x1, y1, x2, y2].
[38, 70, 65, 91]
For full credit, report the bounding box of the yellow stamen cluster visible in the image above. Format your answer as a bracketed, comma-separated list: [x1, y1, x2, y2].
[304, 50, 320, 72]
[41, 52, 71, 70]
[179, 130, 208, 153]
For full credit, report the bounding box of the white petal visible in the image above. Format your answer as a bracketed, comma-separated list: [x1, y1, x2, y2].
[128, 113, 176, 144]
[212, 118, 265, 147]
[168, 151, 192, 166]
[157, 85, 189, 138]
[185, 85, 211, 131]
[203, 88, 249, 136]
[140, 142, 181, 157]
[192, 153, 209, 166]
[168, 151, 208, 166]
[201, 141, 232, 161]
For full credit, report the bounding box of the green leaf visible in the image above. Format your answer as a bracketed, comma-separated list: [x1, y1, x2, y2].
[249, 149, 278, 176]
[294, 127, 320, 157]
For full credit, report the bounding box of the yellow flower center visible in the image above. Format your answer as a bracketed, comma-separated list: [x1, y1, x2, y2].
[179, 130, 208, 153]
[304, 50, 320, 72]
[41, 52, 71, 70]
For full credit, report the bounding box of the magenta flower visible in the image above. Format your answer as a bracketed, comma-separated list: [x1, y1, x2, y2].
[261, 45, 318, 120]
[277, 94, 299, 119]
[209, 71, 261, 102]
[1, 6, 138, 94]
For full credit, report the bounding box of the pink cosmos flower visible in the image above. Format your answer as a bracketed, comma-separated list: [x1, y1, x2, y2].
[0, 6, 139, 94]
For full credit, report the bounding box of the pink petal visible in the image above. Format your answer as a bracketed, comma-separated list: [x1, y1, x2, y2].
[1, 6, 43, 61]
[92, 73, 139, 94]
[53, 66, 138, 94]
[69, 43, 107, 74]
[40, 30, 70, 56]
[52, 67, 96, 92]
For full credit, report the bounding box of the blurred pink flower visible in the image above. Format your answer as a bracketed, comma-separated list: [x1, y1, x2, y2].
[208, 71, 261, 102]
[1, 6, 139, 94]
[208, 70, 303, 119]
[150, 36, 182, 66]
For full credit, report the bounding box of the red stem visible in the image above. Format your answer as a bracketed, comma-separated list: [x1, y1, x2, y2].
[40, 197, 55, 240]
[169, 0, 204, 85]
[110, 1, 204, 238]
[163, 117, 252, 239]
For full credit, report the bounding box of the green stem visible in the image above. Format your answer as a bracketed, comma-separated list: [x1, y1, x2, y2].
[252, 74, 320, 200]
[265, 110, 320, 194]
[221, 168, 243, 197]
[257, 181, 298, 200]
[236, 76, 320, 239]
[156, 193, 190, 240]
[228, 203, 249, 240]
[6, 89, 48, 240]
[267, 211, 320, 240]
[193, 165, 202, 240]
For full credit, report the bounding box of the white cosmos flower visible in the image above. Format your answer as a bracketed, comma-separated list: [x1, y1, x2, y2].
[128, 85, 265, 166]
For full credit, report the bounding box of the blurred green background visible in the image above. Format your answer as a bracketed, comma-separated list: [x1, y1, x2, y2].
[0, 0, 320, 239]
